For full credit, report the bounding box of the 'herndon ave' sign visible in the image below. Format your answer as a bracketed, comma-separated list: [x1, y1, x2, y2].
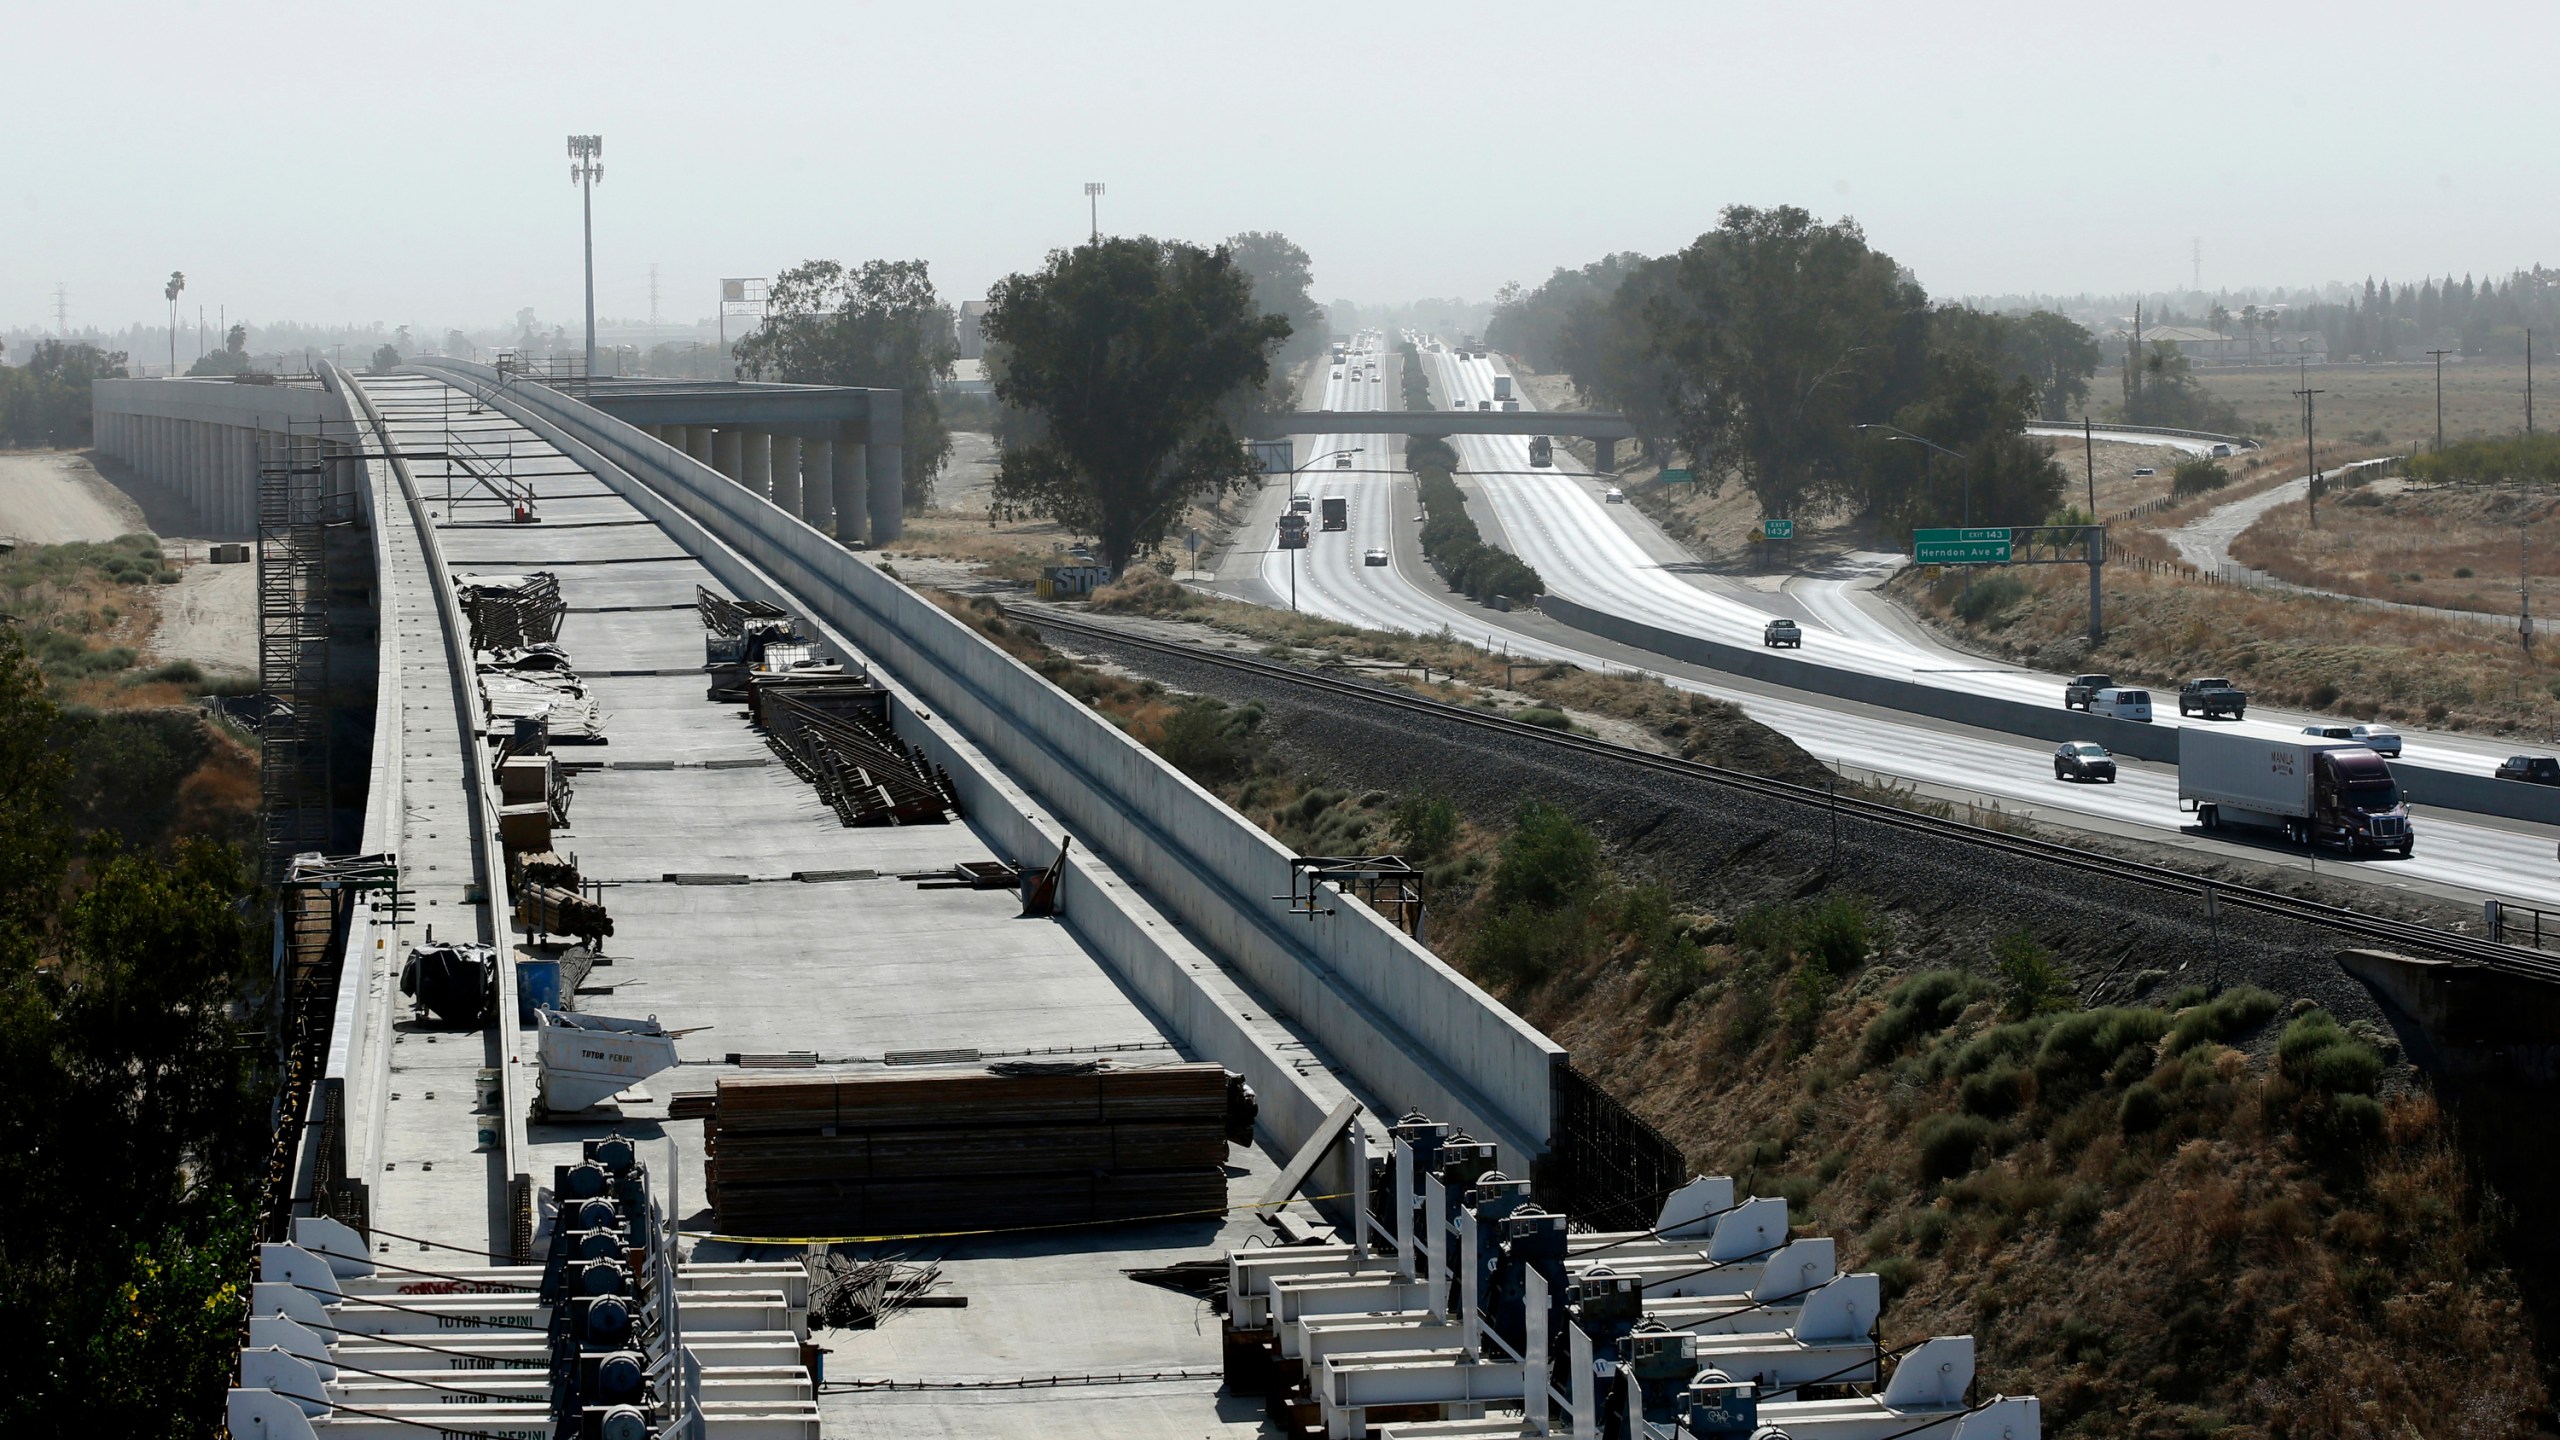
[1912, 527, 2013, 564]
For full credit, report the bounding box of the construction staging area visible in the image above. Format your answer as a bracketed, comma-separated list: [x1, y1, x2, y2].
[136, 363, 2041, 1438]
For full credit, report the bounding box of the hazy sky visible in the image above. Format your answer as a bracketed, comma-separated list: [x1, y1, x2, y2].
[8, 0, 2553, 335]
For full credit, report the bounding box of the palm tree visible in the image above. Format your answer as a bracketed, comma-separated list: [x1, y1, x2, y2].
[164, 270, 186, 376]
[2240, 305, 2260, 365]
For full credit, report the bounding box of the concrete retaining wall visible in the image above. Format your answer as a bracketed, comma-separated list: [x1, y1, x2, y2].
[1538, 594, 2559, 827]
[417, 361, 1561, 1172]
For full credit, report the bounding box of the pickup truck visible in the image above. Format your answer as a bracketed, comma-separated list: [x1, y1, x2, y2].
[1763, 618, 1803, 648]
[2063, 674, 2113, 711]
[2178, 676, 2249, 719]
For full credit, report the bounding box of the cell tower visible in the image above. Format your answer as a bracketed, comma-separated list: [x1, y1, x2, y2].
[2192, 238, 2202, 292]
[649, 262, 660, 326]
[53, 283, 68, 334]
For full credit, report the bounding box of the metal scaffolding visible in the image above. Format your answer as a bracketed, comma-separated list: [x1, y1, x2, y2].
[255, 423, 343, 879]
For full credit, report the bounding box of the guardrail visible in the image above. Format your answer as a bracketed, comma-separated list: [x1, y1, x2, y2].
[1532, 593, 2559, 827]
[2027, 420, 2262, 449]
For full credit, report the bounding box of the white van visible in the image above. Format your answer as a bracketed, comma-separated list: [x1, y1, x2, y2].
[2090, 687, 2153, 722]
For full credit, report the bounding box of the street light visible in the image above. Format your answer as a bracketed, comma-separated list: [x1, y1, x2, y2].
[1084, 182, 1105, 244]
[1279, 446, 1362, 611]
[1855, 422, 1971, 526]
[568, 134, 604, 378]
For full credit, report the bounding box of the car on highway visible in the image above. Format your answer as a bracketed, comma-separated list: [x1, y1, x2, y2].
[2053, 742, 2117, 783]
[2351, 723, 2402, 757]
[2210, 443, 2235, 457]
[1478, 401, 1492, 410]
[1332, 369, 1343, 380]
[2133, 466, 2157, 477]
[1762, 618, 1803, 648]
[2062, 673, 2114, 710]
[2496, 755, 2560, 785]
[1362, 548, 1389, 567]
[1604, 487, 1626, 504]
[2089, 687, 2153, 721]
[1334, 453, 1353, 467]
[1289, 493, 1311, 513]
[2178, 676, 2248, 719]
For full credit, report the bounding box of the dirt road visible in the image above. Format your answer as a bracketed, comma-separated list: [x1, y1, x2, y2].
[0, 451, 146, 543]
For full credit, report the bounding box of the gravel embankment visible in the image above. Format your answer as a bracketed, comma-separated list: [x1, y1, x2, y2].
[1032, 617, 2464, 1031]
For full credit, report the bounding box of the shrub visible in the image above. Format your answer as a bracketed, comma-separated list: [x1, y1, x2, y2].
[1469, 904, 1588, 986]
[1511, 706, 1571, 729]
[1870, 1254, 1920, 1303]
[131, 659, 205, 689]
[1916, 1113, 1997, 1182]
[2163, 986, 2280, 1056]
[1734, 904, 1796, 963]
[1952, 573, 2029, 624]
[1993, 929, 2073, 1019]
[1862, 970, 1991, 1060]
[1948, 1019, 2050, 1080]
[2118, 1082, 2169, 1135]
[2170, 459, 2232, 499]
[1487, 799, 1600, 914]
[2032, 1007, 2170, 1108]
[1783, 965, 1837, 1054]
[2277, 1010, 2382, 1097]
[1646, 941, 1712, 1013]
[1959, 1062, 2031, 1119]
[1798, 895, 1874, 974]
[1391, 792, 1459, 860]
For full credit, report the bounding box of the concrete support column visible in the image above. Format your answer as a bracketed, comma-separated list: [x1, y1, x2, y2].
[770, 435, 803, 517]
[232, 427, 254, 535]
[189, 422, 208, 518]
[740, 429, 771, 499]
[831, 438, 869, 546]
[801, 438, 834, 533]
[1593, 436, 1617, 473]
[713, 426, 744, 482]
[687, 426, 716, 467]
[866, 392, 904, 543]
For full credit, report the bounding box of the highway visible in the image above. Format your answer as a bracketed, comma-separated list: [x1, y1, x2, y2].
[1210, 334, 2554, 908]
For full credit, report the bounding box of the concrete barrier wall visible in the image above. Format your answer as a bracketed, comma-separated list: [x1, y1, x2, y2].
[1538, 594, 2559, 828]
[419, 362, 1560, 1168]
[91, 378, 345, 536]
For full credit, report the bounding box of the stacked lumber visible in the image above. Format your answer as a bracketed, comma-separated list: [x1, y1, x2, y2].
[753, 681, 958, 826]
[705, 1063, 1233, 1236]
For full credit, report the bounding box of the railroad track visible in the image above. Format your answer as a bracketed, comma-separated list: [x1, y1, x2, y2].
[1007, 604, 2560, 986]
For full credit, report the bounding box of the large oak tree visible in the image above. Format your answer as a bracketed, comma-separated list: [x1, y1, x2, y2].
[983, 237, 1290, 575]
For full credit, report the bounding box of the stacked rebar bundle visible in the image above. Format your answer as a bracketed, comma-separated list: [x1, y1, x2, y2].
[754, 682, 958, 826]
[458, 572, 566, 653]
[696, 583, 792, 639]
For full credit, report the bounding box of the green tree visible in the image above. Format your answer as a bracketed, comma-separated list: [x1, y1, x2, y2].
[1486, 252, 1651, 372]
[1224, 230, 1328, 372]
[1557, 255, 1685, 464]
[983, 237, 1289, 574]
[0, 339, 129, 447]
[1855, 350, 2067, 529]
[733, 257, 958, 513]
[369, 342, 403, 373]
[0, 630, 268, 1434]
[2122, 341, 2241, 431]
[187, 324, 252, 378]
[1931, 308, 2099, 422]
[1641, 206, 1930, 518]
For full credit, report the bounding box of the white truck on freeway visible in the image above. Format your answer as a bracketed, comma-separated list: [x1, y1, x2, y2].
[2178, 725, 2414, 855]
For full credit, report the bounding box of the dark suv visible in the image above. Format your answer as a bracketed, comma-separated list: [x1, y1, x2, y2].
[2063, 674, 2113, 711]
[2178, 676, 2249, 719]
[2496, 755, 2560, 785]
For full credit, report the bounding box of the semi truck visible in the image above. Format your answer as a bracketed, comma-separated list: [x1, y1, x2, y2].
[2178, 726, 2413, 854]
[1320, 495, 1347, 531]
[1493, 375, 1513, 402]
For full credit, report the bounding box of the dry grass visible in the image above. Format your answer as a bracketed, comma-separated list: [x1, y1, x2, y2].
[2194, 361, 2540, 450]
[2232, 481, 2560, 619]
[1894, 559, 2560, 734]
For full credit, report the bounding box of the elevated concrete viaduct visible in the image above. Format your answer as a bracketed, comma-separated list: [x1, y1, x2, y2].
[89, 376, 346, 536]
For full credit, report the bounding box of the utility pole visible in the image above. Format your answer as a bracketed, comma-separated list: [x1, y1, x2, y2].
[2529, 329, 2537, 436]
[2427, 348, 2453, 451]
[2083, 416, 2096, 517]
[2294, 364, 2326, 529]
[1084, 182, 1105, 244]
[197, 304, 206, 361]
[2191, 237, 2201, 293]
[568, 134, 605, 378]
[2523, 526, 2534, 655]
[648, 262, 660, 327]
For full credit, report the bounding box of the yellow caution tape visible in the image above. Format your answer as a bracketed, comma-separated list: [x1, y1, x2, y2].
[682, 1190, 1354, 1247]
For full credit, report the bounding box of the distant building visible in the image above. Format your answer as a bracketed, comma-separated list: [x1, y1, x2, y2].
[939, 358, 992, 396]
[956, 300, 989, 360]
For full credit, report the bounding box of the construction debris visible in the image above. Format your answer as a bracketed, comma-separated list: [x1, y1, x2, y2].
[517, 881, 615, 949]
[399, 941, 497, 1027]
[752, 678, 957, 826]
[703, 1062, 1238, 1237]
[455, 571, 566, 652]
[810, 1254, 956, 1330]
[478, 644, 608, 742]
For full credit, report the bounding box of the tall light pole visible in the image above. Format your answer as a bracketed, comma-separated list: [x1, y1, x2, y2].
[2427, 348, 2453, 451]
[1084, 182, 1105, 244]
[568, 135, 604, 377]
[164, 271, 185, 376]
[1855, 423, 1971, 526]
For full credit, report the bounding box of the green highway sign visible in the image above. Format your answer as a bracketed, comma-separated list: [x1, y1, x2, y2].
[1913, 527, 2013, 564]
[1659, 467, 1694, 483]
[1761, 517, 1795, 540]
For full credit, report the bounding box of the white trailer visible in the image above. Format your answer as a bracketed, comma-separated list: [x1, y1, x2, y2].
[2178, 725, 2413, 854]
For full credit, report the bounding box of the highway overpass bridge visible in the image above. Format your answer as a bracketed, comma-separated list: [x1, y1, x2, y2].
[1251, 407, 1641, 470]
